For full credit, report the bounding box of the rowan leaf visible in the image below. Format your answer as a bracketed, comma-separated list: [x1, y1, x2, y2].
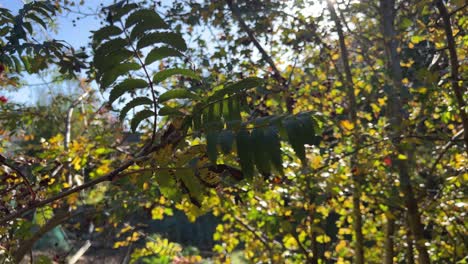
[236, 129, 254, 179]
[252, 128, 271, 175]
[92, 25, 122, 46]
[119, 97, 153, 121]
[153, 68, 200, 84]
[158, 88, 200, 103]
[130, 109, 154, 132]
[145, 47, 183, 65]
[125, 9, 167, 29]
[218, 130, 235, 154]
[137, 32, 187, 51]
[100, 62, 141, 88]
[109, 78, 148, 104]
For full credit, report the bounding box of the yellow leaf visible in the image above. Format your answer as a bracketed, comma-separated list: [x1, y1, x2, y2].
[151, 207, 165, 220]
[397, 154, 408, 160]
[283, 234, 298, 249]
[418, 87, 427, 94]
[340, 120, 355, 131]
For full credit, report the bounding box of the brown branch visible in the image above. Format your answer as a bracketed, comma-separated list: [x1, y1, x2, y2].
[13, 209, 73, 262]
[435, 0, 468, 154]
[0, 158, 36, 202]
[0, 155, 148, 225]
[327, 2, 364, 262]
[225, 0, 286, 87]
[120, 20, 159, 144]
[0, 121, 186, 225]
[429, 128, 464, 177]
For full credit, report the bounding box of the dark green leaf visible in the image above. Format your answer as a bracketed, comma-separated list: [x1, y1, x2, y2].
[125, 9, 167, 29]
[153, 68, 200, 84]
[206, 131, 218, 163]
[100, 62, 141, 88]
[218, 130, 235, 154]
[252, 128, 271, 175]
[94, 49, 132, 73]
[26, 13, 47, 29]
[95, 38, 127, 57]
[130, 18, 168, 41]
[109, 78, 148, 104]
[119, 97, 153, 121]
[296, 113, 318, 145]
[158, 88, 200, 103]
[137, 32, 187, 51]
[264, 127, 284, 176]
[109, 3, 138, 20]
[130, 109, 154, 132]
[203, 102, 223, 131]
[283, 117, 306, 162]
[158, 106, 184, 116]
[236, 129, 254, 179]
[210, 77, 263, 100]
[145, 47, 183, 65]
[93, 25, 122, 45]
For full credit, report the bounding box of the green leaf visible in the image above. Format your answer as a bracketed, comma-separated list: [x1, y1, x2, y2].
[153, 68, 200, 84]
[177, 170, 204, 204]
[158, 106, 184, 116]
[252, 128, 271, 175]
[26, 13, 47, 29]
[156, 169, 181, 202]
[125, 9, 167, 29]
[159, 88, 200, 103]
[145, 47, 183, 65]
[206, 131, 218, 163]
[192, 112, 202, 132]
[130, 109, 154, 132]
[218, 130, 235, 154]
[109, 3, 138, 20]
[94, 49, 133, 73]
[92, 25, 122, 45]
[283, 117, 306, 162]
[296, 113, 319, 145]
[130, 18, 168, 41]
[210, 77, 263, 100]
[264, 126, 284, 176]
[236, 129, 254, 179]
[94, 37, 127, 56]
[203, 102, 223, 131]
[137, 32, 187, 51]
[119, 97, 153, 121]
[109, 78, 148, 104]
[34, 206, 53, 227]
[100, 62, 141, 88]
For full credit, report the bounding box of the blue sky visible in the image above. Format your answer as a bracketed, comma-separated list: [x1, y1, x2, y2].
[0, 0, 114, 104]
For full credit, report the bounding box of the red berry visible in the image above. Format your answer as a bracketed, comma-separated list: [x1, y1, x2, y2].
[383, 156, 392, 166]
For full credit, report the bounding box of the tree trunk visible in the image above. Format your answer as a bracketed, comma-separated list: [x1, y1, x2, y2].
[379, 0, 431, 263]
[327, 2, 364, 263]
[406, 213, 416, 264]
[384, 217, 395, 264]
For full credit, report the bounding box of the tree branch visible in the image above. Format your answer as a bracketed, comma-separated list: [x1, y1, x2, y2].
[435, 0, 468, 154]
[0, 155, 148, 225]
[225, 0, 286, 86]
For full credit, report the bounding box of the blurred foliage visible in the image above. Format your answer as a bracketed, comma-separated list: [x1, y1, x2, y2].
[1, 0, 467, 263]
